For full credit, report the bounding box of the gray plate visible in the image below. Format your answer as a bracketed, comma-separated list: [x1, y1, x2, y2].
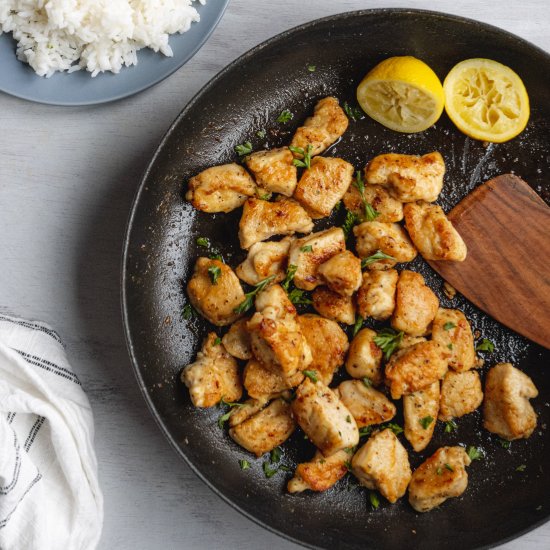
[0, 0, 229, 106]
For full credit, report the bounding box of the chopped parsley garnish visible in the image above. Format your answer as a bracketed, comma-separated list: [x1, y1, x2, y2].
[342, 209, 360, 239]
[346, 415, 352, 423]
[279, 465, 293, 472]
[333, 201, 342, 213]
[303, 370, 318, 383]
[353, 170, 379, 222]
[343, 101, 362, 122]
[361, 250, 396, 268]
[213, 337, 222, 346]
[344, 460, 352, 471]
[352, 314, 364, 338]
[256, 129, 266, 139]
[288, 288, 313, 306]
[476, 338, 495, 353]
[307, 64, 316, 72]
[235, 141, 253, 156]
[466, 446, 483, 461]
[258, 191, 272, 201]
[436, 467, 443, 476]
[263, 461, 279, 478]
[444, 420, 458, 433]
[208, 265, 221, 285]
[516, 464, 527, 472]
[383, 422, 404, 436]
[233, 274, 276, 314]
[182, 303, 196, 320]
[300, 245, 313, 252]
[362, 377, 372, 388]
[196, 237, 210, 247]
[217, 398, 245, 428]
[373, 328, 404, 360]
[447, 343, 454, 350]
[270, 447, 282, 463]
[419, 416, 434, 429]
[443, 322, 457, 331]
[289, 144, 313, 169]
[281, 264, 298, 291]
[277, 109, 293, 123]
[359, 426, 372, 438]
[444, 463, 454, 472]
[239, 459, 250, 470]
[369, 491, 380, 510]
[499, 438, 511, 449]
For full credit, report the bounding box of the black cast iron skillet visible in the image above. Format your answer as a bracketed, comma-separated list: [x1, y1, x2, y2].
[122, 9, 550, 549]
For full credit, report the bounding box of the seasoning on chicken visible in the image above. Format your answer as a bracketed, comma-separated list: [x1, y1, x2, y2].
[345, 328, 384, 385]
[483, 363, 538, 440]
[186, 163, 257, 213]
[343, 183, 404, 223]
[385, 340, 449, 400]
[403, 381, 440, 452]
[288, 227, 346, 291]
[287, 449, 349, 493]
[317, 250, 362, 297]
[290, 96, 349, 157]
[245, 147, 298, 197]
[391, 270, 439, 336]
[236, 237, 292, 286]
[431, 308, 476, 372]
[239, 197, 314, 249]
[356, 269, 398, 321]
[294, 156, 354, 219]
[312, 286, 356, 325]
[243, 358, 304, 400]
[439, 371, 483, 421]
[404, 201, 467, 261]
[229, 398, 296, 457]
[408, 446, 471, 512]
[354, 221, 417, 269]
[187, 257, 245, 326]
[336, 380, 396, 427]
[297, 314, 349, 385]
[181, 332, 243, 407]
[397, 335, 427, 350]
[221, 318, 252, 360]
[365, 152, 445, 203]
[291, 378, 359, 456]
[351, 429, 412, 504]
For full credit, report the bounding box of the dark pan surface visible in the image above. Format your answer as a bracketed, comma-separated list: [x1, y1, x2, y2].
[122, 9, 550, 550]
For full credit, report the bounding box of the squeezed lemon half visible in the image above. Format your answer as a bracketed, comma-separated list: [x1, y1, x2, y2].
[356, 56, 445, 133]
[443, 58, 530, 142]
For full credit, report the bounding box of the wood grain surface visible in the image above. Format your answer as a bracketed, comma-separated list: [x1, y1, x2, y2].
[1, 1, 550, 549]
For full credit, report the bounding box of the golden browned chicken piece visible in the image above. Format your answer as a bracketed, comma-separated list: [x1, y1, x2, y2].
[404, 201, 467, 261]
[290, 96, 349, 157]
[245, 147, 298, 197]
[343, 183, 404, 223]
[292, 378, 359, 456]
[187, 257, 245, 326]
[391, 270, 439, 336]
[385, 340, 449, 399]
[356, 269, 398, 321]
[439, 371, 483, 421]
[312, 286, 356, 325]
[294, 156, 354, 219]
[345, 328, 384, 385]
[236, 237, 292, 286]
[483, 363, 538, 440]
[408, 446, 471, 512]
[431, 308, 476, 372]
[238, 197, 313, 249]
[186, 163, 257, 213]
[336, 380, 396, 427]
[228, 397, 269, 427]
[221, 318, 252, 360]
[403, 381, 440, 452]
[243, 358, 304, 400]
[297, 314, 349, 385]
[287, 449, 349, 493]
[351, 429, 412, 504]
[353, 221, 417, 269]
[365, 152, 445, 203]
[317, 250, 362, 297]
[229, 398, 296, 456]
[181, 332, 243, 407]
[397, 335, 427, 350]
[288, 227, 346, 291]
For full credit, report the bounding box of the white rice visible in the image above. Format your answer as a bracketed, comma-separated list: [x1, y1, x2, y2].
[0, 0, 205, 77]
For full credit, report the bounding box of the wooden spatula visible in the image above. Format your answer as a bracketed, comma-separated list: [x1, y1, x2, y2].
[428, 174, 550, 349]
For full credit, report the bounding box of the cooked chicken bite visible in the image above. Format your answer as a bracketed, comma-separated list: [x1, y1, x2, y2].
[365, 152, 445, 203]
[239, 197, 313, 249]
[182, 332, 242, 407]
[337, 380, 396, 427]
[229, 398, 296, 456]
[483, 363, 538, 440]
[297, 314, 349, 385]
[354, 221, 417, 269]
[312, 286, 355, 325]
[431, 308, 475, 372]
[397, 335, 427, 350]
[408, 446, 471, 512]
[294, 156, 354, 218]
[385, 340, 449, 400]
[228, 398, 269, 428]
[236, 237, 291, 286]
[391, 270, 439, 336]
[439, 371, 483, 421]
[317, 250, 362, 297]
[290, 96, 349, 157]
[351, 429, 411, 504]
[356, 269, 398, 321]
[404, 382, 440, 452]
[288, 227, 346, 291]
[243, 358, 303, 400]
[186, 163, 257, 213]
[245, 147, 298, 196]
[345, 328, 384, 385]
[187, 258, 245, 326]
[292, 378, 359, 456]
[221, 318, 252, 360]
[404, 201, 467, 261]
[287, 449, 349, 493]
[343, 183, 404, 223]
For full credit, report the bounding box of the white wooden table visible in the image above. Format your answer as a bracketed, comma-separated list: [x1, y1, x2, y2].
[1, 1, 549, 548]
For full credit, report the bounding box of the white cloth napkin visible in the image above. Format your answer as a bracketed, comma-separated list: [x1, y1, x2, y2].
[0, 314, 103, 550]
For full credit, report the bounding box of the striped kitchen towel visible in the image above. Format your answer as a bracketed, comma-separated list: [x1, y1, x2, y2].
[0, 314, 103, 550]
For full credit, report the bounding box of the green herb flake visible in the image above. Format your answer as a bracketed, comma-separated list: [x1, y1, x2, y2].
[234, 274, 276, 314]
[279, 465, 293, 472]
[343, 101, 363, 122]
[359, 426, 372, 438]
[239, 459, 251, 470]
[288, 288, 313, 306]
[208, 265, 221, 285]
[182, 303, 196, 320]
[373, 328, 404, 360]
[300, 245, 313, 253]
[196, 237, 210, 247]
[217, 398, 245, 428]
[235, 141, 253, 156]
[436, 467, 443, 476]
[281, 264, 298, 291]
[333, 201, 342, 213]
[364, 203, 380, 222]
[476, 338, 495, 353]
[353, 170, 379, 222]
[258, 191, 272, 201]
[270, 447, 282, 463]
[346, 415, 352, 423]
[444, 420, 458, 433]
[307, 64, 316, 72]
[369, 491, 380, 510]
[499, 438, 511, 449]
[263, 461, 279, 478]
[344, 460, 352, 471]
[447, 343, 454, 350]
[361, 250, 396, 268]
[362, 377, 372, 388]
[419, 416, 434, 430]
[516, 464, 527, 472]
[342, 209, 360, 239]
[444, 463, 454, 472]
[289, 144, 313, 169]
[444, 322, 457, 331]
[213, 337, 222, 346]
[277, 109, 293, 123]
[466, 446, 483, 461]
[303, 370, 318, 383]
[384, 422, 404, 436]
[352, 315, 364, 338]
[256, 129, 266, 139]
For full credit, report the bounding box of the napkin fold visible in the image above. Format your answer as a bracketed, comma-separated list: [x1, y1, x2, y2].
[0, 314, 103, 550]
